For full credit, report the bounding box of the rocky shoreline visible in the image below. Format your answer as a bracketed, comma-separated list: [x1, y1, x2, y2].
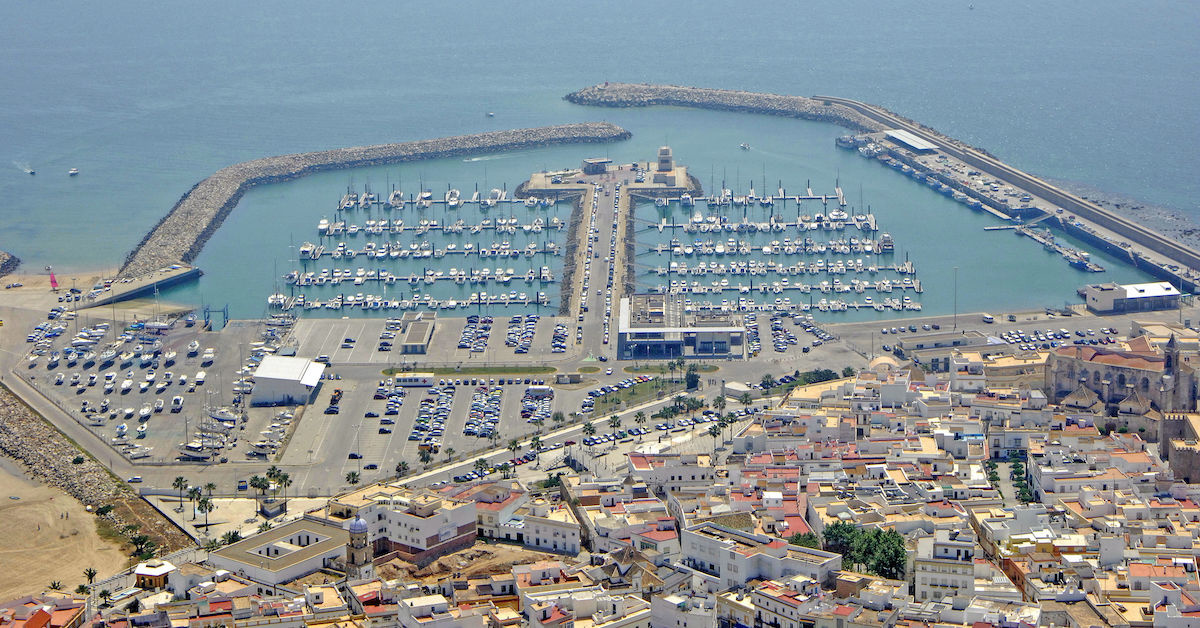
[0, 250, 19, 279]
[565, 83, 886, 133]
[120, 123, 631, 278]
[0, 384, 191, 553]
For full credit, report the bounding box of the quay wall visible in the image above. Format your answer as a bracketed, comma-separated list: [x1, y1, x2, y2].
[0, 250, 18, 278]
[567, 83, 1200, 282]
[564, 83, 885, 133]
[120, 123, 632, 278]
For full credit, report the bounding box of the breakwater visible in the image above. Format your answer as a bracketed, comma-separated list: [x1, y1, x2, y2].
[120, 123, 631, 278]
[0, 250, 18, 278]
[567, 83, 1200, 284]
[564, 83, 885, 133]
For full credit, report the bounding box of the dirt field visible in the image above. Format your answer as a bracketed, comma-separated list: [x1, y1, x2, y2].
[377, 542, 562, 584]
[0, 460, 127, 600]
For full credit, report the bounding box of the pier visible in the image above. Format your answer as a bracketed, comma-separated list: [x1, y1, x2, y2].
[568, 83, 1200, 292]
[119, 122, 630, 280]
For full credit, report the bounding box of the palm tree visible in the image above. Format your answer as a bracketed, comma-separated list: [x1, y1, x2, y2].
[48, 581, 63, 591]
[395, 461, 409, 477]
[445, 447, 456, 463]
[474, 458, 489, 476]
[220, 531, 242, 545]
[98, 590, 111, 605]
[249, 475, 268, 498]
[418, 448, 433, 466]
[552, 411, 565, 426]
[202, 539, 222, 552]
[258, 521, 273, 533]
[75, 584, 90, 595]
[761, 373, 776, 390]
[204, 482, 216, 498]
[508, 439, 521, 456]
[712, 395, 726, 415]
[608, 415, 621, 431]
[277, 472, 292, 502]
[187, 487, 202, 520]
[345, 471, 360, 486]
[583, 422, 596, 437]
[739, 391, 752, 407]
[531, 417, 544, 433]
[529, 436, 541, 460]
[84, 567, 97, 585]
[197, 497, 215, 529]
[172, 476, 188, 508]
[708, 424, 722, 452]
[499, 462, 512, 479]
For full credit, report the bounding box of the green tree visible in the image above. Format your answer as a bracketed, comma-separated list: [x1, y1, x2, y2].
[738, 392, 753, 407]
[130, 534, 153, 555]
[48, 581, 63, 591]
[98, 590, 111, 605]
[197, 497, 215, 529]
[789, 532, 821, 549]
[531, 417, 544, 432]
[444, 447, 456, 463]
[172, 476, 188, 507]
[583, 422, 596, 437]
[187, 487, 202, 520]
[203, 539, 222, 552]
[258, 521, 273, 533]
[552, 411, 565, 426]
[83, 567, 97, 584]
[395, 461, 409, 477]
[204, 482, 216, 498]
[708, 424, 722, 452]
[345, 471, 360, 485]
[249, 475, 269, 498]
[530, 436, 542, 457]
[761, 373, 777, 390]
[474, 458, 490, 475]
[685, 365, 700, 390]
[277, 472, 292, 502]
[498, 462, 512, 479]
[823, 521, 858, 557]
[508, 439, 521, 456]
[221, 531, 242, 545]
[842, 366, 856, 378]
[608, 415, 622, 431]
[418, 448, 433, 466]
[75, 584, 90, 595]
[712, 395, 726, 415]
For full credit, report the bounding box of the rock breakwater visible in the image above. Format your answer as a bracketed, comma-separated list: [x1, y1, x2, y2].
[565, 83, 885, 133]
[120, 123, 631, 278]
[0, 250, 19, 278]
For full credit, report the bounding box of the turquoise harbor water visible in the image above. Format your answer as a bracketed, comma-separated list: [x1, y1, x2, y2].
[1, 1, 1196, 319]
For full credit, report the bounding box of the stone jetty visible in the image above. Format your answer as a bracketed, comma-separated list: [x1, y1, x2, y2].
[0, 250, 18, 278]
[565, 83, 886, 133]
[120, 122, 631, 278]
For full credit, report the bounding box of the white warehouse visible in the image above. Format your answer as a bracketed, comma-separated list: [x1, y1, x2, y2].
[252, 355, 325, 406]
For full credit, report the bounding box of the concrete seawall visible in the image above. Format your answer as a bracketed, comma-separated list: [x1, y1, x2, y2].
[567, 83, 1200, 280]
[565, 83, 885, 133]
[120, 123, 631, 278]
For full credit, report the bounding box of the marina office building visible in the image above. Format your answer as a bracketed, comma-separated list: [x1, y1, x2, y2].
[616, 294, 745, 359]
[1084, 281, 1181, 314]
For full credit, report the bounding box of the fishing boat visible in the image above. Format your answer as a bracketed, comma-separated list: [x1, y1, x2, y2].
[115, 423, 128, 437]
[68, 168, 79, 176]
[164, 350, 177, 365]
[655, 197, 668, 208]
[186, 340, 200, 356]
[136, 423, 147, 438]
[739, 143, 750, 151]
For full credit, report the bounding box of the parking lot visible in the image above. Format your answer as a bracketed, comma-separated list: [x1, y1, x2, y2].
[280, 374, 562, 486]
[290, 315, 577, 367]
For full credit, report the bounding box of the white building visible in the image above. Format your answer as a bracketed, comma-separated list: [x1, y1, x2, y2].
[207, 520, 348, 589]
[627, 453, 715, 494]
[1085, 281, 1181, 314]
[397, 594, 486, 628]
[650, 593, 715, 628]
[679, 523, 842, 593]
[912, 529, 977, 602]
[251, 355, 325, 406]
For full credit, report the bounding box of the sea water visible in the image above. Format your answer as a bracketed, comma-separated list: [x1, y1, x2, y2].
[0, 0, 1194, 319]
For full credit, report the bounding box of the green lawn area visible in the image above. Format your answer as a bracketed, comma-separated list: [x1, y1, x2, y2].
[589, 377, 683, 411]
[624, 363, 719, 374]
[383, 366, 557, 376]
[578, 366, 601, 373]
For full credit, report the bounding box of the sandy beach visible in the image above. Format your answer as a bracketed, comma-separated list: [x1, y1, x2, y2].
[0, 456, 127, 600]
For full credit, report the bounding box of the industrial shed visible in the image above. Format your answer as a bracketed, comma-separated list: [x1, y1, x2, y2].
[252, 355, 325, 406]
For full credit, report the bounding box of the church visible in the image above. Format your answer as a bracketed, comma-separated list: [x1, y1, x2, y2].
[1048, 333, 1197, 414]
